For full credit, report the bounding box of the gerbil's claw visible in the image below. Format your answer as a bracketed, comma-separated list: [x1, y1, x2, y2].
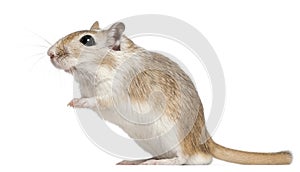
[67, 101, 74, 107]
[67, 98, 96, 109]
[67, 98, 79, 108]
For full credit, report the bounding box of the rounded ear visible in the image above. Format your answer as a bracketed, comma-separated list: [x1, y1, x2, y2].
[106, 22, 125, 50]
[90, 21, 100, 31]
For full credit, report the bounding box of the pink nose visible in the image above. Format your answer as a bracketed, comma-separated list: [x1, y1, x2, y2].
[47, 50, 56, 59]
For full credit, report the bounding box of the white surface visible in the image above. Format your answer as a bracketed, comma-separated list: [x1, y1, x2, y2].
[0, 0, 299, 171]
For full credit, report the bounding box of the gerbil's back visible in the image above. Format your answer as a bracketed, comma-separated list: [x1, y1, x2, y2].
[127, 51, 204, 122]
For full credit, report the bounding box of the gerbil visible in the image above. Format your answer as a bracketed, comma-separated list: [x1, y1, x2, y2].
[47, 21, 292, 165]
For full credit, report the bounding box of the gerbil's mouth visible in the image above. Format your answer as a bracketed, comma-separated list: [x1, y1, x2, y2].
[50, 57, 76, 74]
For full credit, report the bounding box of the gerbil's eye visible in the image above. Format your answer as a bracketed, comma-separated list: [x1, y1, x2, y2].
[80, 35, 96, 46]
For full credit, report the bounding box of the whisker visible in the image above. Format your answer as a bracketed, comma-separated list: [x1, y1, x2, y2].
[20, 44, 49, 51]
[28, 44, 49, 49]
[29, 55, 48, 71]
[25, 52, 47, 59]
[27, 29, 52, 46]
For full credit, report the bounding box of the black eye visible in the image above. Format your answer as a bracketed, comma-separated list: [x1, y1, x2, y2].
[80, 35, 96, 46]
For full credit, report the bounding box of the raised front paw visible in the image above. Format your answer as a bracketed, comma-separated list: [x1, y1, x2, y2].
[67, 97, 96, 108]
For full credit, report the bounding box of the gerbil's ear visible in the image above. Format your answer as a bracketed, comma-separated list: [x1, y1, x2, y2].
[106, 22, 125, 51]
[90, 21, 100, 31]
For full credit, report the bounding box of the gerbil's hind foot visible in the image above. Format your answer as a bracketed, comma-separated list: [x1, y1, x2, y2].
[116, 159, 149, 165]
[140, 157, 187, 165]
[67, 97, 96, 108]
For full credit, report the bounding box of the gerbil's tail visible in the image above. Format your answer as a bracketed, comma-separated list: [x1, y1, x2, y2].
[207, 138, 292, 165]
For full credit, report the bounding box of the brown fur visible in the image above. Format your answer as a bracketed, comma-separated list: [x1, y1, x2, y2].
[128, 69, 181, 121]
[180, 107, 211, 157]
[127, 51, 211, 156]
[207, 139, 292, 164]
[63, 31, 97, 45]
[123, 42, 292, 164]
[54, 31, 98, 60]
[90, 21, 100, 30]
[100, 55, 117, 69]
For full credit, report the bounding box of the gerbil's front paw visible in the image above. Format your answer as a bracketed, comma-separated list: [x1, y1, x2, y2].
[67, 97, 96, 108]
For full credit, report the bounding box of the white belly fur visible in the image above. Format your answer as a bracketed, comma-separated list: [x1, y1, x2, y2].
[98, 107, 180, 158]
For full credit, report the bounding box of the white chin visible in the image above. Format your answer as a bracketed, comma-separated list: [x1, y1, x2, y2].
[51, 60, 63, 70]
[64, 69, 71, 73]
[64, 67, 75, 74]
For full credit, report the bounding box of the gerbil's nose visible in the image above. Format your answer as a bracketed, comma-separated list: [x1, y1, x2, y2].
[47, 49, 56, 59]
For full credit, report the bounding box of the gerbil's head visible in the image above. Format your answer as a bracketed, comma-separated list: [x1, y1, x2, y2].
[47, 21, 125, 72]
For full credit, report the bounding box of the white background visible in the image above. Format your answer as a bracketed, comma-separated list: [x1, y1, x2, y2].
[0, 0, 299, 172]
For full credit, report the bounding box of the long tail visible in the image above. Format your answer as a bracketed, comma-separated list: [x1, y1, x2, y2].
[207, 139, 292, 165]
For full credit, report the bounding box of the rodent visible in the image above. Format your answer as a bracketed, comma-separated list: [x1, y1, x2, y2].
[47, 21, 292, 165]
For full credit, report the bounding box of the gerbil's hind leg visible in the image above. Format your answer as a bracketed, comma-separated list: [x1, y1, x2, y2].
[67, 97, 96, 108]
[117, 159, 150, 165]
[140, 156, 187, 165]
